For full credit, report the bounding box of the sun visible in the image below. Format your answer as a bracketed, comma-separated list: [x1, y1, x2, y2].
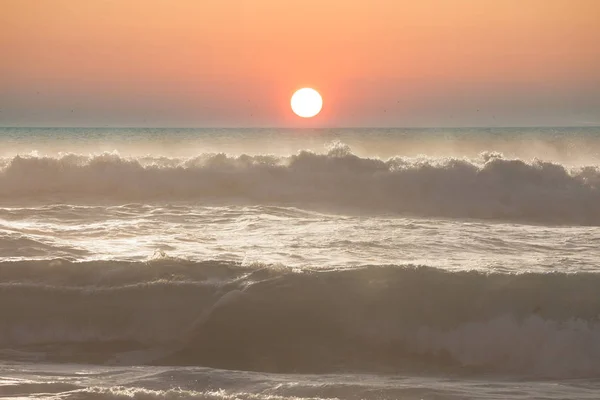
[291, 88, 323, 118]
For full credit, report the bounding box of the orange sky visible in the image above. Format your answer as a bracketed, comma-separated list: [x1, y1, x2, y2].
[1, 0, 599, 127]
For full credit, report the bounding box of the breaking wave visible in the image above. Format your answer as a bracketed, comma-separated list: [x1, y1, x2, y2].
[1, 144, 600, 225]
[2, 259, 600, 378]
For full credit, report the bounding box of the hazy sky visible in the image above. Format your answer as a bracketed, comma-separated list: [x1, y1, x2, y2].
[1, 0, 599, 127]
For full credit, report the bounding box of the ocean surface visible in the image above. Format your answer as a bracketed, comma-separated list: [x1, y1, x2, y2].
[1, 127, 600, 399]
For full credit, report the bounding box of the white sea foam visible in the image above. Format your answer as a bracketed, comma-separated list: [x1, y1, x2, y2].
[1, 146, 600, 225]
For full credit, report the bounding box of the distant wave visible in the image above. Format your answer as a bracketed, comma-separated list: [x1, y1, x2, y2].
[1, 144, 600, 225]
[2, 259, 600, 378]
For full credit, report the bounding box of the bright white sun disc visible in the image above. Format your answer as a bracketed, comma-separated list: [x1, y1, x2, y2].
[291, 88, 322, 118]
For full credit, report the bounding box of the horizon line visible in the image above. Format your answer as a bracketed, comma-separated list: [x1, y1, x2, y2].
[1, 125, 599, 130]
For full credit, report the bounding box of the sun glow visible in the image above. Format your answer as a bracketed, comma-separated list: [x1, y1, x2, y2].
[291, 88, 323, 118]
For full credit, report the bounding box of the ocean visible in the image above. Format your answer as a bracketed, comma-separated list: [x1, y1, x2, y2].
[1, 127, 600, 399]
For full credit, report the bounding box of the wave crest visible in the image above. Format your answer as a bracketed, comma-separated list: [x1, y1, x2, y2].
[2, 148, 600, 224]
[2, 260, 600, 377]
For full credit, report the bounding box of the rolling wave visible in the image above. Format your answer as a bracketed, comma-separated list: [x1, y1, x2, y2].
[1, 145, 600, 225]
[2, 259, 600, 377]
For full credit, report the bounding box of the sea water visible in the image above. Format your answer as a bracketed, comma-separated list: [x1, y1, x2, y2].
[1, 127, 600, 399]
